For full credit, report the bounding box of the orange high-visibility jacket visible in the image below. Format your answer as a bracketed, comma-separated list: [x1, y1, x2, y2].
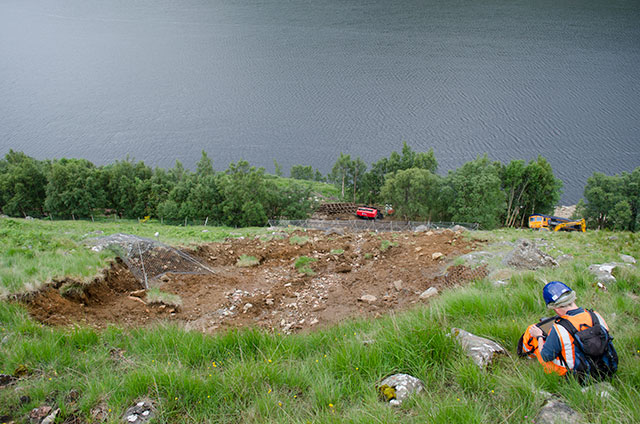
[533, 310, 608, 376]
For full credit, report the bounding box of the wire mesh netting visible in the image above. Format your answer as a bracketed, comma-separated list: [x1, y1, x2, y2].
[268, 219, 479, 232]
[85, 233, 214, 288]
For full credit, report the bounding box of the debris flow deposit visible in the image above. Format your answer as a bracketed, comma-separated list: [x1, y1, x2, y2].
[22, 229, 487, 334]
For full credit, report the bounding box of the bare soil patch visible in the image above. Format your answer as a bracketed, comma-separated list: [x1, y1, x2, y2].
[22, 230, 486, 333]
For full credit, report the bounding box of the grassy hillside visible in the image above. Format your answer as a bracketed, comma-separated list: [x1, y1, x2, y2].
[0, 218, 639, 423]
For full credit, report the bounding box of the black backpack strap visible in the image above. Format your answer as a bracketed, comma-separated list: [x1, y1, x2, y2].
[587, 309, 599, 327]
[555, 316, 578, 337]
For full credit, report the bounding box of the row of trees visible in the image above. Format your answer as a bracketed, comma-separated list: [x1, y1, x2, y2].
[1, 145, 637, 230]
[317, 143, 561, 229]
[0, 150, 312, 227]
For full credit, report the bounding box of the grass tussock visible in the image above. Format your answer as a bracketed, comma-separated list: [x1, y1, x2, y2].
[294, 256, 317, 276]
[289, 235, 310, 245]
[1, 219, 639, 423]
[145, 288, 182, 307]
[236, 254, 260, 267]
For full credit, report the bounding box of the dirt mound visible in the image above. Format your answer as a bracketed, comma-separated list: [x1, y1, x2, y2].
[21, 230, 485, 333]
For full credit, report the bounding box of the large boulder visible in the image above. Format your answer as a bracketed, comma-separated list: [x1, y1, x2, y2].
[502, 239, 558, 270]
[378, 373, 425, 406]
[588, 263, 621, 285]
[534, 399, 581, 424]
[450, 328, 506, 368]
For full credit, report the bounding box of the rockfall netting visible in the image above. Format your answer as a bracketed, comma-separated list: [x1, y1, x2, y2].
[268, 219, 478, 232]
[85, 233, 214, 288]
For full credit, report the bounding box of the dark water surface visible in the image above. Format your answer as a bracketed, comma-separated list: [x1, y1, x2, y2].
[1, 0, 639, 203]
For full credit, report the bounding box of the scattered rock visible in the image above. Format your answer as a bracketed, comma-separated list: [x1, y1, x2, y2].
[493, 280, 509, 286]
[450, 328, 506, 368]
[242, 303, 253, 313]
[66, 389, 80, 403]
[123, 400, 155, 424]
[556, 254, 574, 264]
[451, 225, 467, 232]
[419, 287, 438, 300]
[335, 264, 352, 273]
[459, 251, 496, 266]
[414, 225, 430, 232]
[377, 373, 425, 406]
[392, 280, 403, 291]
[534, 399, 581, 424]
[415, 246, 423, 252]
[359, 294, 377, 304]
[0, 374, 17, 387]
[129, 289, 146, 298]
[588, 263, 620, 285]
[431, 252, 444, 260]
[608, 235, 618, 241]
[41, 409, 59, 424]
[619, 254, 636, 264]
[581, 381, 615, 399]
[90, 403, 109, 422]
[29, 406, 52, 424]
[503, 239, 558, 270]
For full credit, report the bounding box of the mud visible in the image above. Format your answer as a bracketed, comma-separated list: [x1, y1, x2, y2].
[22, 229, 486, 334]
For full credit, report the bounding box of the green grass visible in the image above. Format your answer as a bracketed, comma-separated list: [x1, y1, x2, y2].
[146, 288, 183, 307]
[1, 219, 639, 423]
[236, 255, 260, 268]
[380, 240, 397, 252]
[330, 249, 344, 255]
[294, 256, 317, 276]
[0, 217, 270, 295]
[289, 235, 310, 245]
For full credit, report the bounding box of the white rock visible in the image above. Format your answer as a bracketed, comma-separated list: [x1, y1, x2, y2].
[419, 287, 438, 299]
[619, 254, 636, 264]
[128, 415, 139, 422]
[432, 252, 444, 260]
[451, 328, 506, 368]
[360, 294, 377, 303]
[393, 280, 403, 291]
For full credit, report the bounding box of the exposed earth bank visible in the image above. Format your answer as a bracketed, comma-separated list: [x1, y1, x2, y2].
[21, 229, 488, 333]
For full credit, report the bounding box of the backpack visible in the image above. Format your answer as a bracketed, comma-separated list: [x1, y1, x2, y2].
[556, 310, 618, 381]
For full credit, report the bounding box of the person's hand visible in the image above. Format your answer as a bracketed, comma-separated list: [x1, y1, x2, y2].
[529, 325, 543, 338]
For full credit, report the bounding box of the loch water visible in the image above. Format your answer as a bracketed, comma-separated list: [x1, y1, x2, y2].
[1, 0, 639, 203]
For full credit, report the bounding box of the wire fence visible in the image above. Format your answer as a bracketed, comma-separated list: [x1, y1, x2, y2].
[85, 233, 214, 288]
[268, 219, 479, 232]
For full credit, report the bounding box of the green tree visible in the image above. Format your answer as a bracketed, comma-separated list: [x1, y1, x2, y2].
[349, 157, 367, 203]
[290, 165, 315, 181]
[447, 155, 505, 229]
[196, 151, 215, 178]
[219, 161, 270, 227]
[273, 159, 283, 177]
[44, 158, 104, 218]
[103, 157, 152, 218]
[500, 157, 562, 227]
[380, 168, 444, 220]
[0, 150, 47, 217]
[357, 142, 437, 204]
[328, 153, 352, 199]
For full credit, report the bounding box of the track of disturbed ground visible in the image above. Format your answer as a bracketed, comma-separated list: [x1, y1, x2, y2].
[23, 229, 487, 333]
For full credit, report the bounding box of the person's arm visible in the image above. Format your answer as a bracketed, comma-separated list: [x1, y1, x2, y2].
[538, 327, 561, 362]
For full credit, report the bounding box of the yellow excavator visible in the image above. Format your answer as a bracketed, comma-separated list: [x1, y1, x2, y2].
[528, 214, 586, 232]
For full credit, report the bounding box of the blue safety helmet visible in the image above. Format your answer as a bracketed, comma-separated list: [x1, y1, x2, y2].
[542, 281, 572, 305]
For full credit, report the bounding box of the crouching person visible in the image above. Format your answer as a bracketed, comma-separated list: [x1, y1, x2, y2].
[526, 281, 618, 382]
